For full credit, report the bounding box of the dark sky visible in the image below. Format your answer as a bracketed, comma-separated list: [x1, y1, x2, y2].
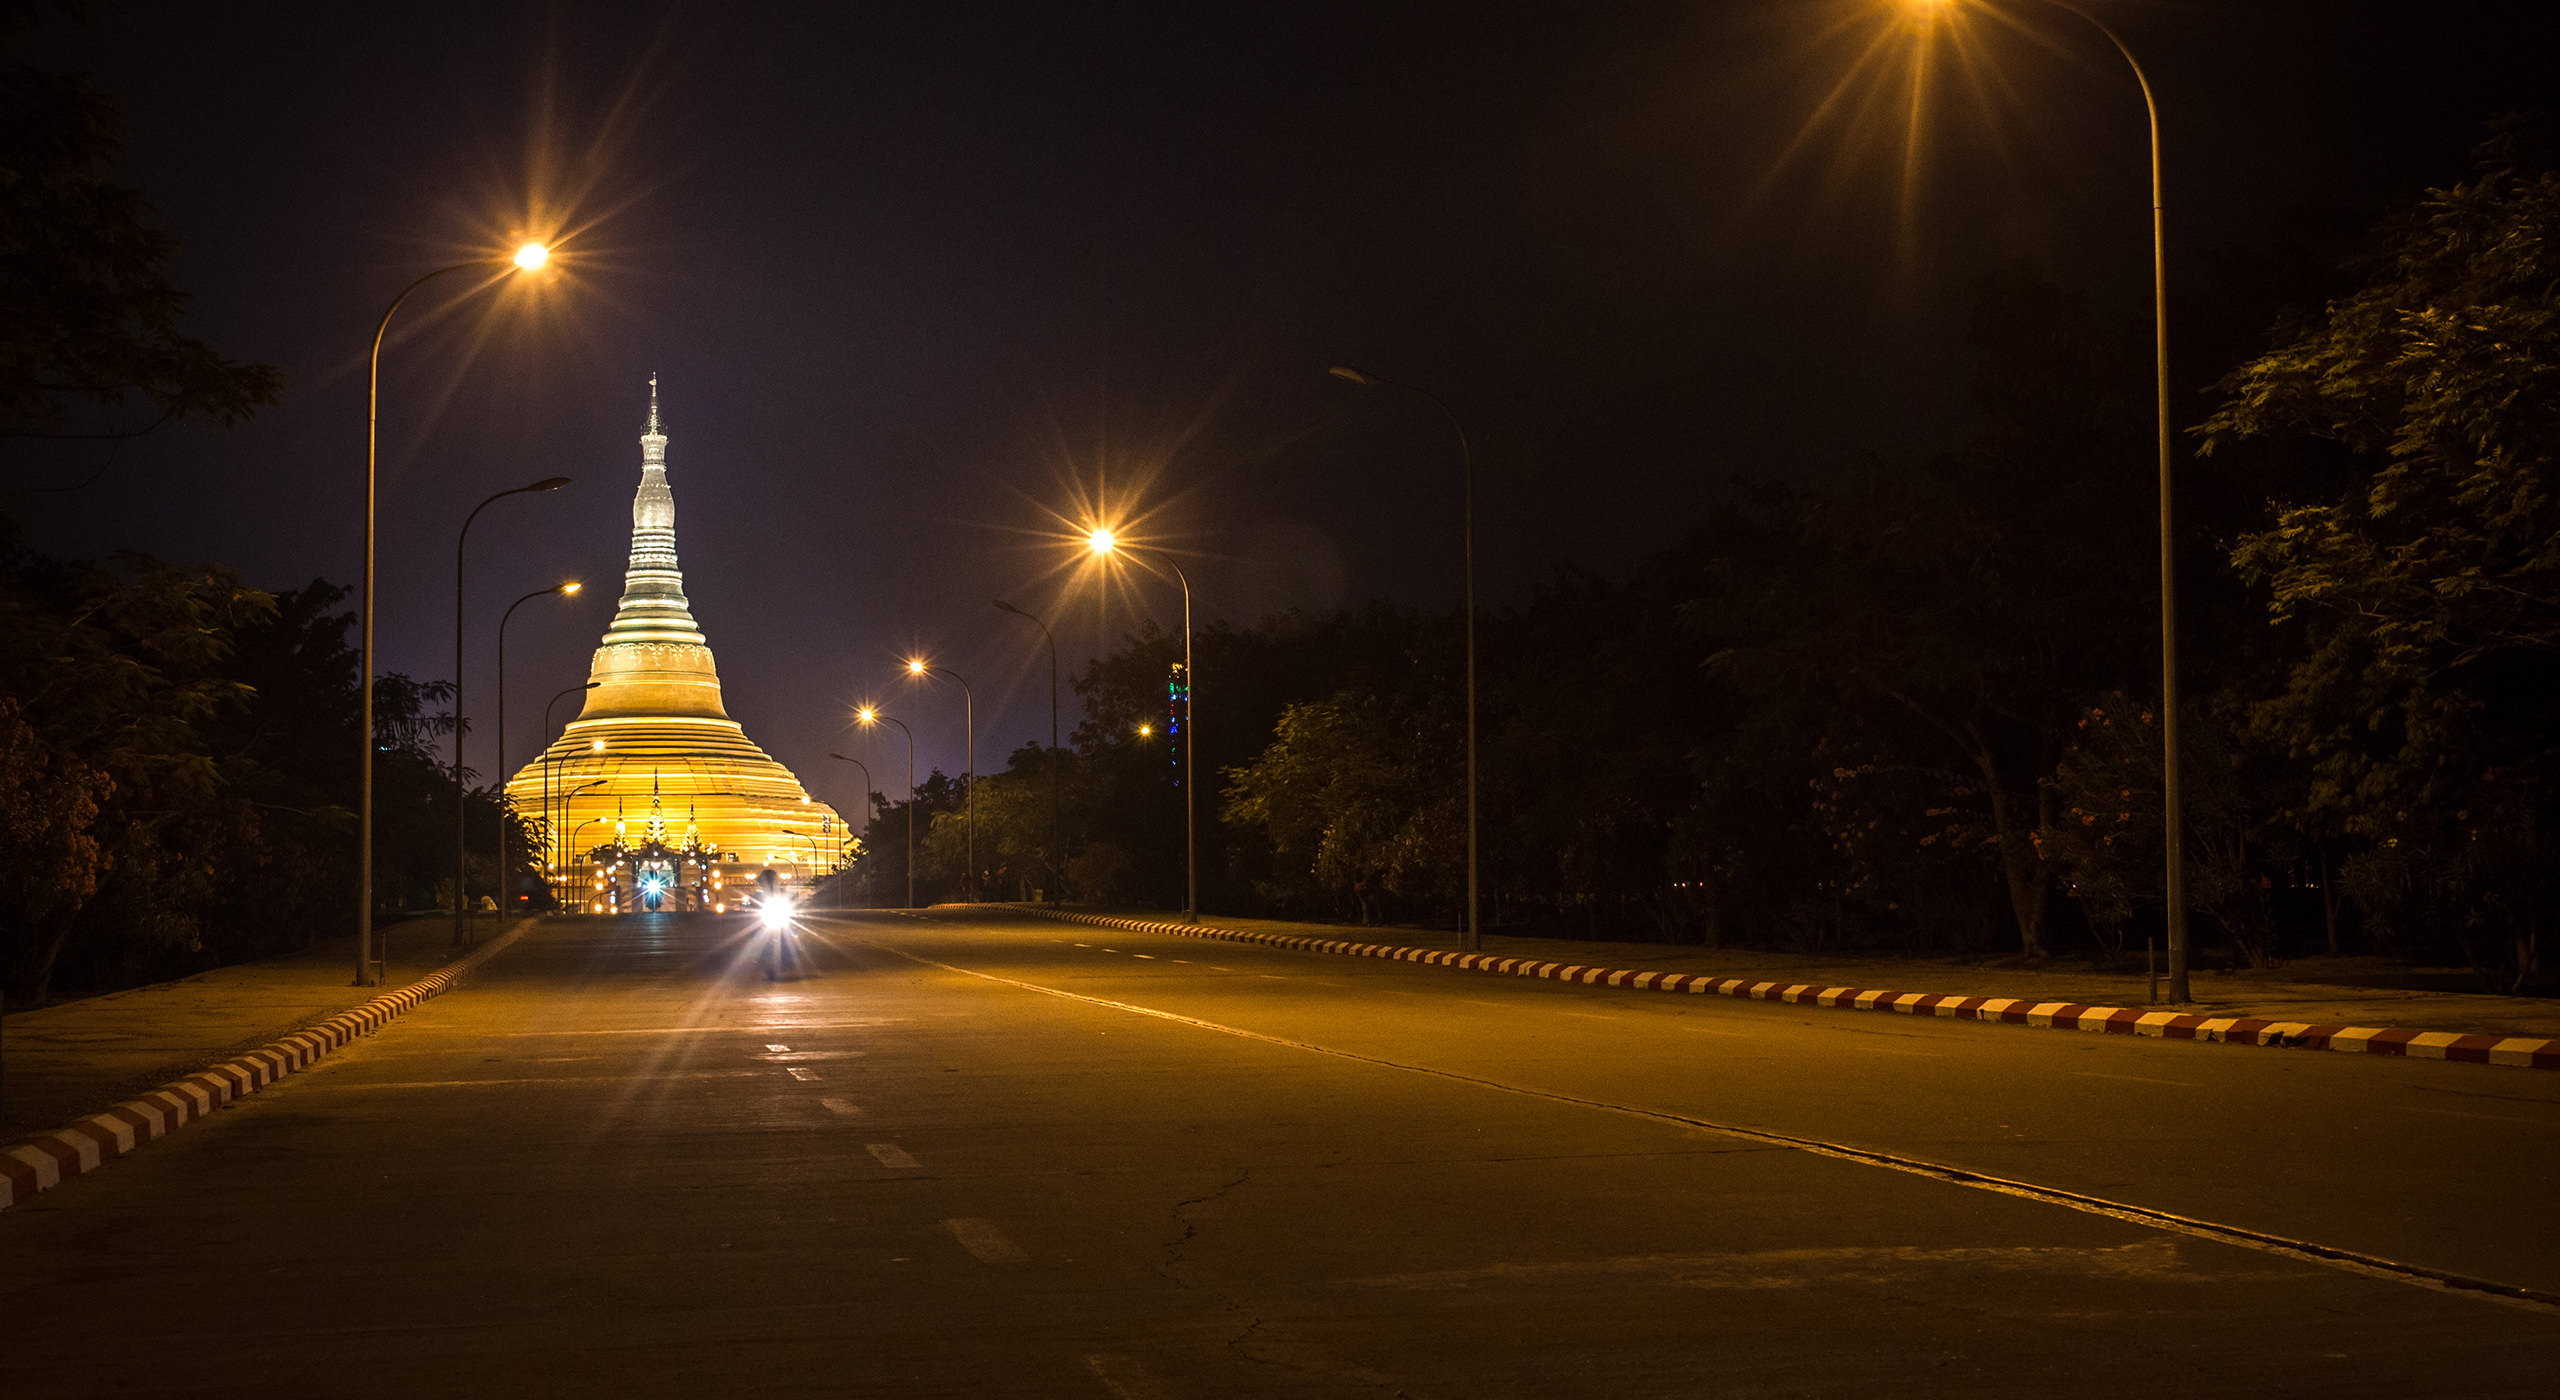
[10, 0, 2554, 815]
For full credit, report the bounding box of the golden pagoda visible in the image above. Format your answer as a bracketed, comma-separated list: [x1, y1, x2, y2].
[506, 378, 844, 911]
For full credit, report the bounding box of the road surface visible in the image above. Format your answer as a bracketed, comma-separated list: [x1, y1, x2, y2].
[3, 910, 2553, 1396]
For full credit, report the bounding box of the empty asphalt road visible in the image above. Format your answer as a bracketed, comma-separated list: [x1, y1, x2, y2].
[3, 910, 2554, 1397]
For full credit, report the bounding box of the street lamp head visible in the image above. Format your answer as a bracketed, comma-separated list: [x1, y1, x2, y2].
[855, 705, 878, 725]
[512, 242, 552, 272]
[905, 658, 929, 676]
[558, 581, 583, 596]
[1326, 365, 1379, 386]
[1137, 723, 1153, 737]
[1085, 526, 1117, 557]
[993, 599, 1024, 617]
[525, 476, 571, 493]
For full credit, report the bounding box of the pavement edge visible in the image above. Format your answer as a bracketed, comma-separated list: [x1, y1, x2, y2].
[970, 906, 2560, 1074]
[0, 920, 536, 1210]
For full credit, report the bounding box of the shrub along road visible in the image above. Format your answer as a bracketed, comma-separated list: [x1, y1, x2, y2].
[1, 910, 2551, 1396]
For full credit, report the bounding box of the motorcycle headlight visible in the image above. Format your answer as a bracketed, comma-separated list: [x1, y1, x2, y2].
[758, 897, 794, 930]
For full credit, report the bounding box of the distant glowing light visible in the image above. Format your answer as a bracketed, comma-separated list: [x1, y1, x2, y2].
[560, 581, 582, 596]
[513, 242, 551, 271]
[906, 659, 928, 675]
[590, 739, 606, 752]
[1137, 723, 1153, 737]
[1086, 527, 1118, 556]
[856, 706, 878, 724]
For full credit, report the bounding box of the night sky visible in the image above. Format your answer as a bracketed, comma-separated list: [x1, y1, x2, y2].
[10, 0, 2553, 816]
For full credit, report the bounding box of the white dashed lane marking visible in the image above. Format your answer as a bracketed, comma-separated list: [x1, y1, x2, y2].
[820, 1098, 862, 1116]
[787, 1067, 821, 1082]
[944, 1217, 1029, 1263]
[867, 1142, 921, 1169]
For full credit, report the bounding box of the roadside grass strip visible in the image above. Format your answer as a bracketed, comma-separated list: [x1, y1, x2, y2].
[980, 907, 2560, 1073]
[0, 923, 534, 1209]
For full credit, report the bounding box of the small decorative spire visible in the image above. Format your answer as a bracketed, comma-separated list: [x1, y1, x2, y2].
[646, 374, 661, 434]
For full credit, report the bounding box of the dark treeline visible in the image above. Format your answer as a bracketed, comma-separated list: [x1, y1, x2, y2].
[837, 128, 2558, 993]
[0, 34, 530, 1004]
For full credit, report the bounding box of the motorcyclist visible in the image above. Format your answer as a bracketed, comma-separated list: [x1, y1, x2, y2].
[754, 867, 796, 980]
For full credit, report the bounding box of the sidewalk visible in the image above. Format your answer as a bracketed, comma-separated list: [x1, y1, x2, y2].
[2, 916, 515, 1143]
[1061, 908, 2560, 1042]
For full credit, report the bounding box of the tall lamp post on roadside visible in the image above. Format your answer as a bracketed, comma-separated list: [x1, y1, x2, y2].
[824, 752, 876, 910]
[358, 239, 554, 985]
[1903, 0, 2188, 1000]
[540, 685, 599, 900]
[454, 478, 573, 948]
[993, 598, 1062, 904]
[1079, 527, 1197, 924]
[1328, 365, 1479, 952]
[903, 660, 976, 901]
[493, 581, 582, 916]
[855, 707, 916, 910]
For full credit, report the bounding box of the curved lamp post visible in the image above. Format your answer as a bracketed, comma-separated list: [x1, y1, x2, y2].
[1906, 0, 2187, 1000]
[454, 478, 572, 948]
[491, 579, 581, 919]
[359, 239, 553, 984]
[1080, 527, 1196, 924]
[993, 598, 1062, 903]
[824, 752, 876, 910]
[540, 683, 600, 900]
[856, 707, 917, 910]
[903, 661, 976, 901]
[1328, 365, 1478, 951]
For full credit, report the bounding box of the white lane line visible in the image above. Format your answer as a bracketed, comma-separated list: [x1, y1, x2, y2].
[944, 1217, 1029, 1263]
[765, 1043, 791, 1052]
[1134, 954, 1157, 959]
[860, 936, 2560, 1317]
[2391, 1104, 2554, 1126]
[787, 1067, 821, 1082]
[1171, 960, 1190, 964]
[820, 1098, 862, 1117]
[866, 1142, 921, 1169]
[340, 1071, 765, 1089]
[757, 1050, 867, 1061]
[2073, 1071, 2197, 1088]
[1082, 1353, 1175, 1400]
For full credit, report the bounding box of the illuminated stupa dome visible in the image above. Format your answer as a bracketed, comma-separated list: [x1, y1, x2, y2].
[507, 379, 844, 900]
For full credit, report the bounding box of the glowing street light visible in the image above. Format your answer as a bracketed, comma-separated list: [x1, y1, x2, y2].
[903, 660, 977, 901]
[453, 478, 572, 948]
[1894, 0, 2190, 1001]
[357, 239, 557, 985]
[494, 580, 585, 918]
[855, 706, 918, 909]
[513, 242, 551, 272]
[1080, 527, 1197, 924]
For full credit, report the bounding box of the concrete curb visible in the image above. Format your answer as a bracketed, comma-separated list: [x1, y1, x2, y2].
[0, 921, 535, 1210]
[977, 907, 2560, 1073]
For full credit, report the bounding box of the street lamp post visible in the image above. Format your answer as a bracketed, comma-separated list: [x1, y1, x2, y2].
[454, 478, 572, 948]
[568, 814, 607, 913]
[903, 661, 975, 901]
[1081, 529, 1196, 924]
[359, 240, 552, 987]
[1908, 0, 2187, 1000]
[1328, 366, 1479, 952]
[825, 752, 876, 910]
[993, 599, 1061, 903]
[494, 581, 581, 918]
[540, 684, 600, 902]
[856, 707, 916, 909]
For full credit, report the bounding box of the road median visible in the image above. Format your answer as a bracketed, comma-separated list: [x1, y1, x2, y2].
[1, 919, 535, 1209]
[943, 905, 2560, 1073]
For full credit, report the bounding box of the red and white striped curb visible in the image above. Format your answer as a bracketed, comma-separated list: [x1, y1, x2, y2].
[0, 923, 533, 1210]
[983, 908, 2560, 1073]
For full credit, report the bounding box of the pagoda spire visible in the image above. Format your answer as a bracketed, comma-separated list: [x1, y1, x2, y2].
[575, 378, 728, 719]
